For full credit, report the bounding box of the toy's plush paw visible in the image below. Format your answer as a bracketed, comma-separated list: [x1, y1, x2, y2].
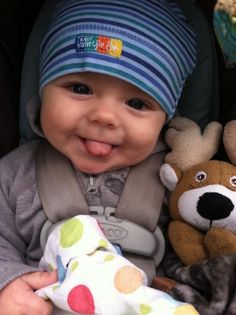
[151, 276, 178, 293]
[169, 221, 208, 265]
[205, 227, 236, 258]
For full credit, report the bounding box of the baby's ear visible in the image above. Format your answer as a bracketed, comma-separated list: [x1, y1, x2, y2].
[159, 163, 182, 192]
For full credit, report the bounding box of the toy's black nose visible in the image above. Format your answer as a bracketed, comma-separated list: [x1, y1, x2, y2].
[197, 192, 234, 221]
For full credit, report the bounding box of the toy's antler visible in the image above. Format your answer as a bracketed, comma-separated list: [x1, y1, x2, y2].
[223, 120, 236, 165]
[164, 117, 223, 171]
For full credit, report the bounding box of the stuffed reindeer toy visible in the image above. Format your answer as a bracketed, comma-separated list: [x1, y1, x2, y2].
[159, 117, 236, 266]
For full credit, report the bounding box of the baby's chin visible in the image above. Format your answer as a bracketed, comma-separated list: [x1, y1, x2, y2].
[72, 159, 131, 174]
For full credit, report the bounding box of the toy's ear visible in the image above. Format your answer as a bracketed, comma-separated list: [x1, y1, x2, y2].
[223, 120, 236, 165]
[159, 163, 182, 191]
[164, 117, 222, 172]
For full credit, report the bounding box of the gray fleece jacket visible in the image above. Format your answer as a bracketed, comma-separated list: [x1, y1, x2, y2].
[0, 130, 169, 294]
[0, 139, 131, 290]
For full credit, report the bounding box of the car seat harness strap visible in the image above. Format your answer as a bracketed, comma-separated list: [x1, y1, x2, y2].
[36, 140, 166, 274]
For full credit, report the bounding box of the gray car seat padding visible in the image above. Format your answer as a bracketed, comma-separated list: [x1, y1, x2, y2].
[19, 0, 220, 142]
[19, 0, 56, 143]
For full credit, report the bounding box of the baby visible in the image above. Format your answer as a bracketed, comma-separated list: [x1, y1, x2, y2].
[0, 0, 197, 314]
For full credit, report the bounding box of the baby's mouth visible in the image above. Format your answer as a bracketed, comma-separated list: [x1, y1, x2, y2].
[83, 139, 115, 158]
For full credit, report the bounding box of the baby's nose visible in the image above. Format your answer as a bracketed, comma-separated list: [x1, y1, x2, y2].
[89, 102, 119, 128]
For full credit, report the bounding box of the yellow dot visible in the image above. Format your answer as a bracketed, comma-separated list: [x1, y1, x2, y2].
[60, 218, 83, 248]
[104, 254, 114, 262]
[114, 265, 143, 294]
[99, 239, 108, 248]
[174, 304, 199, 315]
[140, 303, 152, 315]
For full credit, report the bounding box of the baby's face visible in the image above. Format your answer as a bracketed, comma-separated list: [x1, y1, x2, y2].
[40, 73, 166, 174]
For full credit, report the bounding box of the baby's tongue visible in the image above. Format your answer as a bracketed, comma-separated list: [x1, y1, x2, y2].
[84, 139, 112, 157]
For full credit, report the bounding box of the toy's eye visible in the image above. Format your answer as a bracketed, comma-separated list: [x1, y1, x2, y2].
[195, 171, 207, 182]
[230, 176, 236, 187]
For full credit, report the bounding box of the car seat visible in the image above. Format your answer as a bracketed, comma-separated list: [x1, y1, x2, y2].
[16, 3, 221, 314]
[0, 0, 27, 157]
[0, 39, 19, 157]
[19, 0, 220, 143]
[0, 0, 47, 157]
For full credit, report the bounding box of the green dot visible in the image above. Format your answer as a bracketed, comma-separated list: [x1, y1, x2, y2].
[70, 260, 79, 272]
[140, 303, 152, 315]
[60, 218, 83, 248]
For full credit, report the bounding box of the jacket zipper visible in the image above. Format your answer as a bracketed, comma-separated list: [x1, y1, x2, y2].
[87, 175, 98, 195]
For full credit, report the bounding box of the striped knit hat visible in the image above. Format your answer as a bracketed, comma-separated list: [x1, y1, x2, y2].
[39, 0, 196, 118]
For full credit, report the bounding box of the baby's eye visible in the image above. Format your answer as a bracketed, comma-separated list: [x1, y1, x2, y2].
[70, 83, 92, 95]
[126, 99, 148, 111]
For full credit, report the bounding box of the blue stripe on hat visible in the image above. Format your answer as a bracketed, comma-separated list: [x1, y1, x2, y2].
[73, 1, 195, 53]
[42, 23, 191, 86]
[40, 0, 196, 118]
[43, 1, 195, 66]
[42, 9, 194, 73]
[44, 1, 195, 65]
[50, 3, 193, 52]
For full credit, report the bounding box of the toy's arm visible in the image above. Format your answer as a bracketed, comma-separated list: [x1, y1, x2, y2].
[168, 221, 208, 265]
[205, 227, 236, 259]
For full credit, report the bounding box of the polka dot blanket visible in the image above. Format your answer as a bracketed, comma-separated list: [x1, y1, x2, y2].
[36, 215, 198, 315]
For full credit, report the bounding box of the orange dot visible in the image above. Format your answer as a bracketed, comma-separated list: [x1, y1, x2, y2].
[114, 265, 143, 294]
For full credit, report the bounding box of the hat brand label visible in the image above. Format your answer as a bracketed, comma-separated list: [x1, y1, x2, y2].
[76, 34, 123, 58]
